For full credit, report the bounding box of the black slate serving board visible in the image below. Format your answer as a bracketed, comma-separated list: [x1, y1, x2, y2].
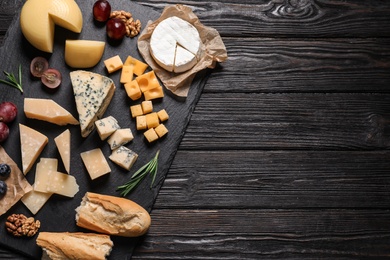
[0, 1, 209, 259]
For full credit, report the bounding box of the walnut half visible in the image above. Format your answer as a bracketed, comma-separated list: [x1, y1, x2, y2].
[110, 10, 142, 38]
[5, 213, 40, 237]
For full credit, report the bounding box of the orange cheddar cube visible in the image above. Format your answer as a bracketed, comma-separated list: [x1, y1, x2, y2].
[144, 86, 164, 101]
[145, 112, 159, 129]
[144, 128, 159, 143]
[136, 115, 147, 130]
[157, 109, 169, 122]
[124, 56, 148, 76]
[104, 55, 123, 73]
[155, 124, 168, 138]
[120, 65, 134, 83]
[141, 100, 153, 114]
[136, 71, 161, 93]
[130, 104, 143, 118]
[124, 79, 142, 101]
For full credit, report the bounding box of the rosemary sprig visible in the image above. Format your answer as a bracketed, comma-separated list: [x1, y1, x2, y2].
[117, 150, 160, 197]
[0, 65, 23, 93]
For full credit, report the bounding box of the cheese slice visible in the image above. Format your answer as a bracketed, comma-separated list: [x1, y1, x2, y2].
[21, 158, 57, 215]
[95, 116, 120, 140]
[109, 146, 138, 171]
[150, 16, 201, 73]
[54, 129, 71, 173]
[70, 70, 116, 137]
[80, 148, 111, 180]
[107, 128, 134, 150]
[20, 0, 83, 53]
[19, 124, 49, 175]
[24, 98, 79, 126]
[65, 40, 105, 68]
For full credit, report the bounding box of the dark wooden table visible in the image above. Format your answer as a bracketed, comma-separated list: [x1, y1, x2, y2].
[1, 0, 390, 259]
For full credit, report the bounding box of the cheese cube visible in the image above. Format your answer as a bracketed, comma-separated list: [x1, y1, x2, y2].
[124, 56, 148, 76]
[130, 104, 143, 118]
[136, 71, 161, 93]
[80, 148, 111, 180]
[120, 65, 134, 83]
[157, 109, 169, 122]
[104, 55, 123, 73]
[136, 115, 147, 130]
[144, 86, 164, 101]
[109, 146, 138, 171]
[95, 116, 120, 140]
[141, 100, 153, 114]
[155, 124, 168, 138]
[144, 128, 159, 143]
[145, 112, 159, 129]
[124, 79, 142, 101]
[107, 128, 134, 150]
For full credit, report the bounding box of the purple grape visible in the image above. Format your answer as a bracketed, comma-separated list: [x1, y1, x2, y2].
[0, 102, 17, 123]
[93, 0, 111, 22]
[106, 18, 126, 40]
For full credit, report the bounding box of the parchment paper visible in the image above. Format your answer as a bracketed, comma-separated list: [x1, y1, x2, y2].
[138, 4, 228, 97]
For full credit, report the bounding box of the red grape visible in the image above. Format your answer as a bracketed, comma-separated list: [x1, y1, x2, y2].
[0, 122, 9, 143]
[106, 18, 126, 40]
[30, 57, 49, 78]
[41, 68, 62, 89]
[0, 102, 17, 123]
[93, 0, 111, 22]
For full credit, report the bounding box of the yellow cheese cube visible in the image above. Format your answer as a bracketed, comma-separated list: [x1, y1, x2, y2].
[136, 71, 161, 93]
[124, 79, 142, 101]
[130, 104, 143, 118]
[144, 86, 164, 101]
[144, 128, 159, 143]
[157, 109, 169, 122]
[155, 124, 168, 138]
[124, 56, 148, 76]
[104, 55, 123, 73]
[136, 115, 147, 130]
[120, 65, 134, 83]
[141, 100, 153, 114]
[145, 112, 159, 129]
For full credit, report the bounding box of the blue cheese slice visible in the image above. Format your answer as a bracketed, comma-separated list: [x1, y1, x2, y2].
[95, 116, 120, 140]
[107, 128, 134, 150]
[109, 146, 138, 170]
[70, 70, 116, 137]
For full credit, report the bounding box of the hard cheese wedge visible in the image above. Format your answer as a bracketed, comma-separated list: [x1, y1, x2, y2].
[19, 124, 48, 175]
[54, 129, 71, 173]
[70, 70, 116, 137]
[80, 148, 111, 180]
[21, 158, 58, 215]
[24, 98, 79, 126]
[20, 0, 83, 53]
[65, 40, 105, 68]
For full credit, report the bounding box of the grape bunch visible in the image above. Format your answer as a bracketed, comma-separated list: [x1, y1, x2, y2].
[0, 102, 17, 143]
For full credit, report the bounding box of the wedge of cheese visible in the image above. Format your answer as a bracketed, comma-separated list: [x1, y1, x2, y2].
[150, 16, 201, 73]
[70, 70, 116, 137]
[65, 40, 105, 68]
[20, 0, 83, 53]
[24, 98, 79, 126]
[19, 124, 49, 175]
[54, 129, 71, 173]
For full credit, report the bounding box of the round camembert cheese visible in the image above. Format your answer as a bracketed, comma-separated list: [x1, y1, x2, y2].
[150, 16, 201, 73]
[20, 0, 83, 53]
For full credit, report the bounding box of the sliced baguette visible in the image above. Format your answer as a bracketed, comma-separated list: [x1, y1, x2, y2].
[75, 192, 151, 237]
[36, 232, 113, 260]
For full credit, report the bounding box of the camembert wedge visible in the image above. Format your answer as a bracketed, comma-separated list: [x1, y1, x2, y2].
[20, 0, 83, 53]
[70, 70, 116, 138]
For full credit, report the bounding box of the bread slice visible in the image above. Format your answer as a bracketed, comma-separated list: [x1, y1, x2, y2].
[36, 232, 113, 260]
[75, 192, 151, 237]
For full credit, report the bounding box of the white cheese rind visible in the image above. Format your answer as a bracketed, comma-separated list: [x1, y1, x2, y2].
[70, 70, 116, 138]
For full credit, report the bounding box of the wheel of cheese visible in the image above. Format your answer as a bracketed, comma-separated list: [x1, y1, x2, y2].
[20, 0, 83, 53]
[150, 16, 201, 73]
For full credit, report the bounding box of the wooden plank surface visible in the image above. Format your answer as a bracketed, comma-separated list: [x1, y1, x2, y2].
[1, 0, 390, 259]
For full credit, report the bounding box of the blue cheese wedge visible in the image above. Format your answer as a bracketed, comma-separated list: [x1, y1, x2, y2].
[109, 146, 138, 170]
[150, 16, 201, 73]
[95, 116, 120, 140]
[70, 70, 116, 137]
[107, 128, 134, 150]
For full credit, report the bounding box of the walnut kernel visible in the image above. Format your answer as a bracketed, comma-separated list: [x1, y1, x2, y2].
[5, 213, 40, 237]
[110, 10, 141, 38]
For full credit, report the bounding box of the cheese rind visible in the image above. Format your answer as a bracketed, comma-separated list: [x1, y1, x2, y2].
[95, 116, 120, 140]
[80, 148, 111, 180]
[54, 129, 71, 173]
[20, 0, 83, 53]
[109, 146, 138, 171]
[65, 40, 105, 68]
[19, 124, 49, 175]
[24, 98, 79, 126]
[70, 70, 116, 137]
